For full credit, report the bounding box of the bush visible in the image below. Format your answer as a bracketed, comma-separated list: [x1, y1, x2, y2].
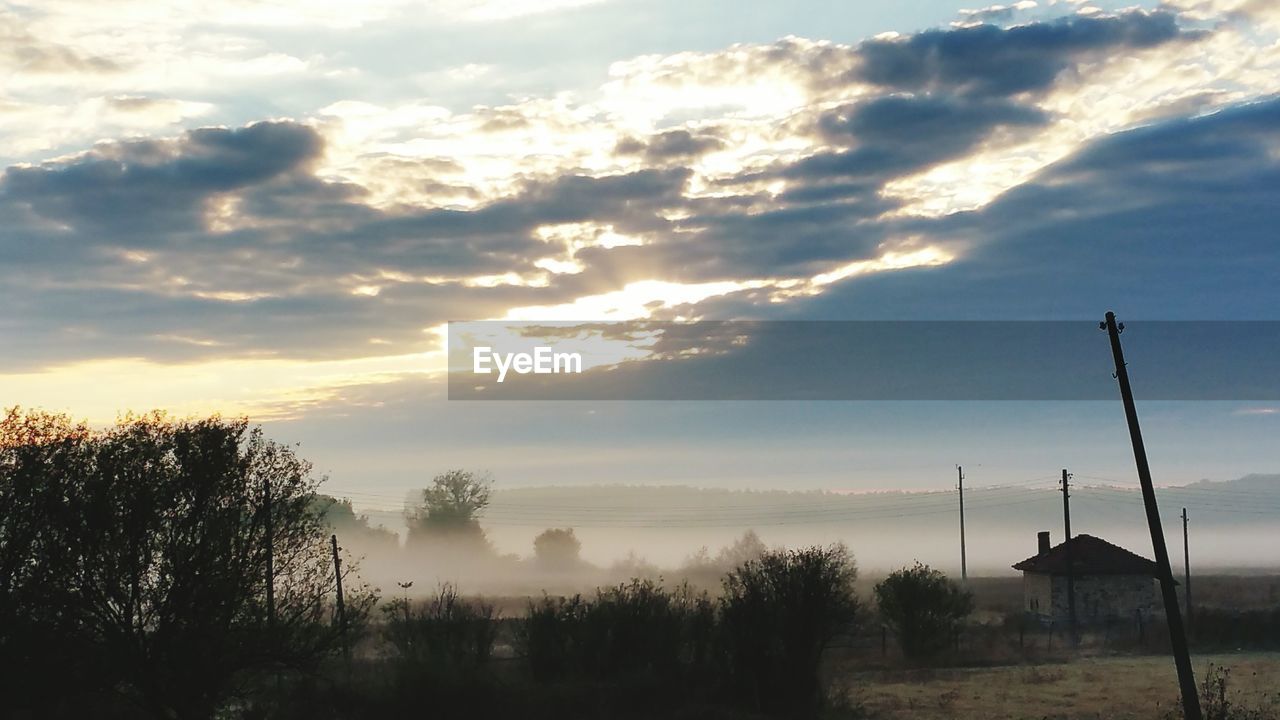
[382, 583, 498, 678]
[874, 562, 973, 661]
[516, 593, 591, 683]
[515, 579, 716, 685]
[720, 544, 861, 718]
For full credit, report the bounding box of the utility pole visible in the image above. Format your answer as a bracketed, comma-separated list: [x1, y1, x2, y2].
[1182, 508, 1192, 629]
[265, 475, 275, 629]
[957, 465, 967, 583]
[331, 534, 347, 659]
[1102, 311, 1201, 720]
[1062, 468, 1078, 645]
[331, 534, 346, 629]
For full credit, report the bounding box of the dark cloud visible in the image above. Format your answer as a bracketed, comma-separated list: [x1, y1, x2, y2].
[854, 10, 1189, 97]
[615, 129, 726, 162]
[1054, 98, 1280, 177]
[0, 277, 564, 370]
[783, 97, 1280, 321]
[714, 95, 1046, 211]
[0, 123, 704, 367]
[1, 7, 1264, 378]
[2, 121, 322, 233]
[776, 181, 879, 204]
[818, 95, 1046, 146]
[650, 94, 1047, 280]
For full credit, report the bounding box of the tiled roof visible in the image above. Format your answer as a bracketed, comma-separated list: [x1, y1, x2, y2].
[1012, 534, 1162, 577]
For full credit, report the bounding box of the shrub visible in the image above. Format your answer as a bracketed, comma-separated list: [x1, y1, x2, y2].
[720, 544, 861, 718]
[382, 583, 498, 678]
[874, 562, 973, 661]
[516, 593, 591, 683]
[515, 579, 716, 685]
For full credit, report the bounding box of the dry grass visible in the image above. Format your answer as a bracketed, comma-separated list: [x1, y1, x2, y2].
[839, 653, 1280, 720]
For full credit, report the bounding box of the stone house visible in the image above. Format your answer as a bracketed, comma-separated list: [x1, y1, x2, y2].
[1013, 531, 1163, 625]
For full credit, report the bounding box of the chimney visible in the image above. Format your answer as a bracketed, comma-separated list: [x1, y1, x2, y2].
[1037, 531, 1051, 555]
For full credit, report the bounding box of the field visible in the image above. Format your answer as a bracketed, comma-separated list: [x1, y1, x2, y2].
[840, 653, 1280, 720]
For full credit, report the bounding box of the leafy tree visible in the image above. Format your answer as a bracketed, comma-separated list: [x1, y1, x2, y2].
[405, 470, 492, 547]
[0, 408, 375, 719]
[720, 544, 860, 717]
[874, 562, 974, 660]
[0, 409, 96, 715]
[533, 527, 582, 571]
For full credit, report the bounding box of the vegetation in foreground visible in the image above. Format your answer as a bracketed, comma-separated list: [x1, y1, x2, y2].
[4, 408, 1278, 719]
[1, 410, 870, 719]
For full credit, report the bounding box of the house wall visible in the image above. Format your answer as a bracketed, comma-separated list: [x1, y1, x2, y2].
[1023, 572, 1053, 616]
[1024, 572, 1159, 624]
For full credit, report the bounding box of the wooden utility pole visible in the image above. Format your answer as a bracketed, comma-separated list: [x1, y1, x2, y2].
[265, 475, 275, 629]
[957, 465, 967, 582]
[331, 534, 347, 662]
[1102, 312, 1201, 720]
[1182, 508, 1193, 628]
[331, 534, 346, 632]
[1062, 468, 1078, 645]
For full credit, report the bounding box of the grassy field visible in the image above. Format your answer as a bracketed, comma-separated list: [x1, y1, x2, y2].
[838, 653, 1280, 720]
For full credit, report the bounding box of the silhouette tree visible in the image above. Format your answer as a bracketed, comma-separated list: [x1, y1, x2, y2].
[874, 562, 974, 660]
[0, 409, 96, 715]
[405, 469, 492, 548]
[533, 527, 582, 571]
[0, 408, 375, 719]
[720, 544, 860, 717]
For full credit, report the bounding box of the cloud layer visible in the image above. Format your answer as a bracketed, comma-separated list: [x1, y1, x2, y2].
[2, 2, 1279, 418]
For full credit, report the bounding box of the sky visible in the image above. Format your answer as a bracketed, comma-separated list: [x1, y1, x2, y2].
[3, 0, 1280, 511]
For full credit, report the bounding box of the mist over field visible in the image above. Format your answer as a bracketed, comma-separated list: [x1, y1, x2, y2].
[326, 475, 1280, 596]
